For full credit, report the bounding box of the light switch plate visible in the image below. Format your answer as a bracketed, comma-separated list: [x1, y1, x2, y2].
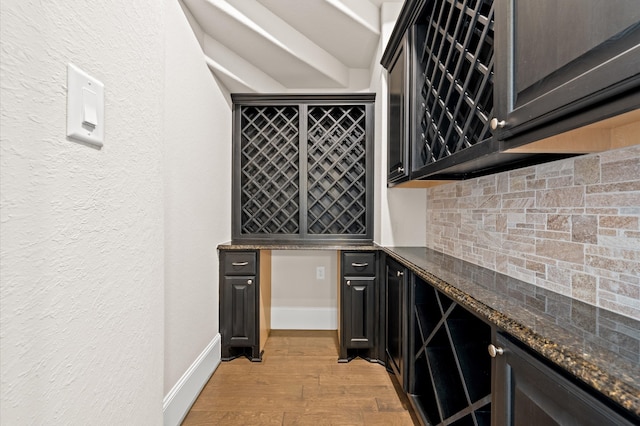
[67, 63, 104, 147]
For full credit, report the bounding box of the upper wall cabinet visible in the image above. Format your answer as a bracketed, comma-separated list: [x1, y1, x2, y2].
[232, 94, 375, 244]
[382, 0, 640, 182]
[493, 0, 640, 143]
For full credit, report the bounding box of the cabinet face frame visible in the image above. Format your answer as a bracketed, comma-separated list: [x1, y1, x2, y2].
[231, 94, 375, 245]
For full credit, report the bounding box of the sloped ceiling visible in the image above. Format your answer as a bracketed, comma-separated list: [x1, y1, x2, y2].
[182, 0, 403, 93]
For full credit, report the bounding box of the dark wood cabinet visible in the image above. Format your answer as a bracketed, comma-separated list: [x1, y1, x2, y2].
[492, 332, 637, 426]
[232, 94, 375, 244]
[339, 251, 378, 362]
[219, 250, 262, 361]
[382, 0, 640, 182]
[387, 35, 411, 185]
[385, 256, 408, 390]
[494, 0, 640, 143]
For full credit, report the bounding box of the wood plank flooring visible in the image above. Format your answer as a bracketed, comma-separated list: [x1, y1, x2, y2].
[182, 330, 417, 425]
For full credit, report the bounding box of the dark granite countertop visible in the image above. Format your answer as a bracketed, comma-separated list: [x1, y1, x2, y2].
[382, 246, 640, 417]
[217, 241, 379, 251]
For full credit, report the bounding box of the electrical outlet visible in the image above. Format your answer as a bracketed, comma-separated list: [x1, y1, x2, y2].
[316, 266, 325, 280]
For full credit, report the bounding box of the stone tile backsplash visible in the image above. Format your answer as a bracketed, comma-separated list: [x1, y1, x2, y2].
[426, 144, 640, 320]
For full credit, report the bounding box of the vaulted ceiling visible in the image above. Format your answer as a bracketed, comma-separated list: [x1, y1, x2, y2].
[181, 0, 403, 93]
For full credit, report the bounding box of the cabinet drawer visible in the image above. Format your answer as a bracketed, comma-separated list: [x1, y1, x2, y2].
[343, 252, 376, 276]
[223, 252, 256, 275]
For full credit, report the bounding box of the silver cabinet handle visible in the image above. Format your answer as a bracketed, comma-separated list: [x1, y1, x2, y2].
[490, 118, 506, 130]
[488, 344, 504, 357]
[247, 279, 253, 285]
[351, 262, 369, 267]
[397, 166, 404, 173]
[346, 280, 351, 286]
[231, 261, 249, 266]
[396, 270, 404, 277]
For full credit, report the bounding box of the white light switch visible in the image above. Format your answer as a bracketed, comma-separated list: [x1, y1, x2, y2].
[67, 63, 104, 147]
[316, 266, 325, 280]
[82, 87, 98, 127]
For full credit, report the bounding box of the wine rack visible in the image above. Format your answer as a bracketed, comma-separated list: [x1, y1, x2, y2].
[409, 276, 492, 425]
[413, 0, 495, 174]
[232, 95, 374, 243]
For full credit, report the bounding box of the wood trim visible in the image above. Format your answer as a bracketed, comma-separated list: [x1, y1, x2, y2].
[259, 250, 272, 353]
[231, 93, 376, 104]
[505, 108, 640, 154]
[336, 252, 342, 345]
[391, 179, 456, 189]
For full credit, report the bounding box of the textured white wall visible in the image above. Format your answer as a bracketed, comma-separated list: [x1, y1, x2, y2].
[0, 1, 164, 424]
[164, 0, 232, 394]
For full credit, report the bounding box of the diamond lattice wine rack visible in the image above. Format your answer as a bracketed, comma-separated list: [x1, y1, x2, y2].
[412, 0, 495, 175]
[232, 95, 374, 244]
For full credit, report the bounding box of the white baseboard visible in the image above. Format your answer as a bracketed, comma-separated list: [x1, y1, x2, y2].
[163, 333, 221, 426]
[271, 307, 337, 330]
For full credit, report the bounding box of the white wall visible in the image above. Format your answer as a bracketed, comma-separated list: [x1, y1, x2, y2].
[0, 0, 165, 424]
[164, 0, 231, 401]
[271, 251, 338, 329]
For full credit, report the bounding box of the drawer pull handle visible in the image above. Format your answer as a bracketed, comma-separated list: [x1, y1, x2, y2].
[488, 344, 504, 357]
[247, 279, 253, 285]
[396, 270, 404, 277]
[232, 261, 249, 266]
[351, 262, 369, 267]
[346, 280, 351, 286]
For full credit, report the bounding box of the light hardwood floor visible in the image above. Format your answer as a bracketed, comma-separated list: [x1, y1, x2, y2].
[182, 330, 417, 425]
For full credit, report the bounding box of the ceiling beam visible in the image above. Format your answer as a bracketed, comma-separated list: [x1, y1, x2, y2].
[212, 0, 350, 87]
[203, 35, 285, 93]
[324, 0, 380, 35]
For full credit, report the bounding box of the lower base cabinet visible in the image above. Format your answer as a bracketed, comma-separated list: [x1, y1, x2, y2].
[385, 257, 408, 388]
[408, 276, 492, 426]
[339, 251, 379, 362]
[492, 333, 637, 426]
[219, 250, 262, 361]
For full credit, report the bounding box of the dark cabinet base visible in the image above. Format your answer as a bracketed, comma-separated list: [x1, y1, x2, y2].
[221, 346, 263, 363]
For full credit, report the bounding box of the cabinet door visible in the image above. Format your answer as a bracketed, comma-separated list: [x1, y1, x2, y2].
[222, 276, 256, 347]
[385, 258, 406, 389]
[492, 333, 637, 426]
[494, 0, 640, 140]
[388, 36, 410, 184]
[344, 277, 375, 349]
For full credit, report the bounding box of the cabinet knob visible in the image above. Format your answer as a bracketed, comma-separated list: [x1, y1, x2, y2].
[397, 166, 405, 173]
[247, 279, 253, 285]
[396, 270, 404, 277]
[346, 280, 351, 286]
[490, 118, 506, 130]
[488, 344, 504, 357]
